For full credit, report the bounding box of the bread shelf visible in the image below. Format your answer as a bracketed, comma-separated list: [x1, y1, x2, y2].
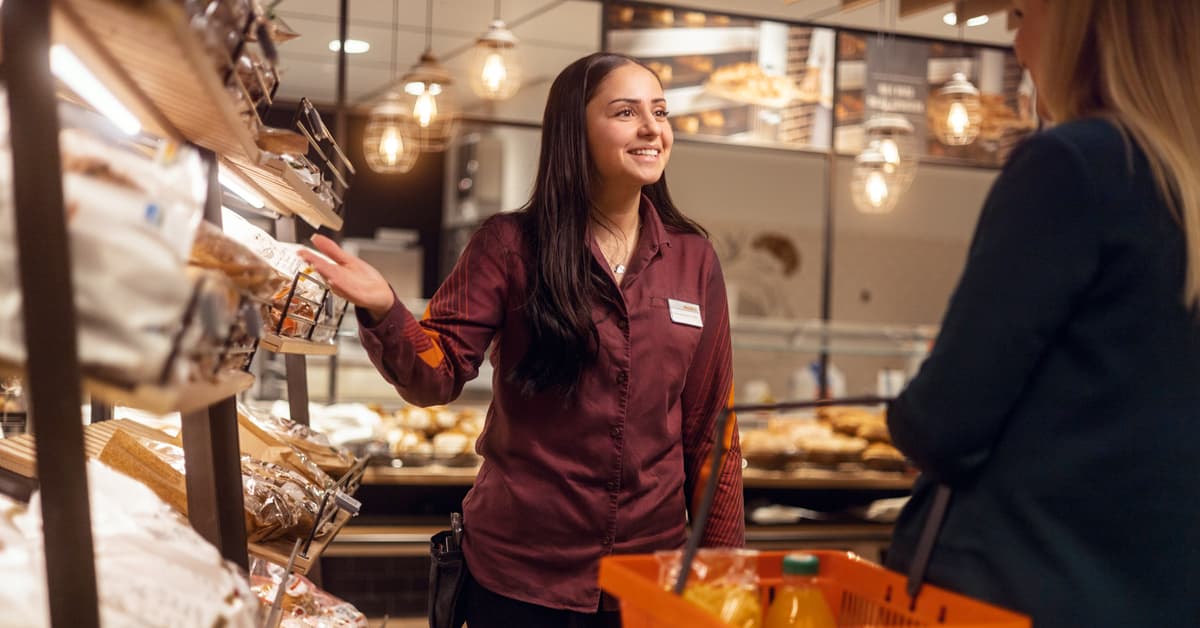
[259, 334, 338, 356]
[250, 509, 354, 575]
[0, 361, 254, 419]
[0, 418, 173, 479]
[53, 0, 259, 160]
[86, 371, 255, 416]
[224, 155, 344, 231]
[360, 464, 912, 490]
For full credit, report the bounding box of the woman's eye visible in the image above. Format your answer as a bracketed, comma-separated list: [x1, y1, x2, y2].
[655, 110, 670, 118]
[616, 108, 634, 117]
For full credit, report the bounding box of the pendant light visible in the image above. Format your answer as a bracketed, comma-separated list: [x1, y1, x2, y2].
[852, 0, 907, 215]
[933, 19, 982, 146]
[863, 113, 917, 193]
[363, 0, 418, 173]
[851, 142, 903, 214]
[933, 72, 982, 145]
[468, 0, 522, 101]
[400, 0, 459, 152]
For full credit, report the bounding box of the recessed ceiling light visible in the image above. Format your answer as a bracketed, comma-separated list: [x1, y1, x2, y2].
[943, 12, 989, 27]
[329, 39, 370, 54]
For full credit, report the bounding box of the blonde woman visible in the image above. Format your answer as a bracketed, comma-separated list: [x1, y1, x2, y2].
[886, 1, 1200, 625]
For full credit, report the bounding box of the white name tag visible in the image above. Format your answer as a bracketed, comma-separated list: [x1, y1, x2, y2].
[668, 299, 703, 328]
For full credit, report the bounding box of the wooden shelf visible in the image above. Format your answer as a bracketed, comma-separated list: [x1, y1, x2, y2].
[363, 466, 479, 487]
[53, 0, 345, 231]
[225, 155, 344, 231]
[250, 509, 355, 575]
[362, 465, 913, 490]
[742, 467, 914, 490]
[0, 360, 253, 419]
[53, 0, 259, 160]
[0, 418, 177, 479]
[259, 334, 338, 356]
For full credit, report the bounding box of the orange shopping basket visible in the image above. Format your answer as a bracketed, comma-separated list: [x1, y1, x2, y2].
[599, 549, 1030, 627]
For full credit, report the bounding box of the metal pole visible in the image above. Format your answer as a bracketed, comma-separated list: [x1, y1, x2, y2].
[273, 215, 313, 425]
[818, 29, 842, 398]
[181, 398, 250, 570]
[179, 151, 250, 570]
[2, 1, 101, 625]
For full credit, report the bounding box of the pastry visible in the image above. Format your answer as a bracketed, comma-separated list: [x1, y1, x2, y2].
[862, 443, 907, 472]
[856, 421, 891, 444]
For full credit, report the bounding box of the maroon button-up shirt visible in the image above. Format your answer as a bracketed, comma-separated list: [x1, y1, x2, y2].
[358, 198, 744, 612]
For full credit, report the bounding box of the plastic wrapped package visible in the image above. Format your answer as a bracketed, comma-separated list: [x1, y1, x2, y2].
[0, 116, 205, 386]
[249, 404, 356, 477]
[0, 461, 259, 628]
[249, 557, 367, 627]
[190, 220, 289, 299]
[241, 457, 333, 543]
[98, 428, 331, 544]
[237, 409, 335, 489]
[656, 548, 763, 628]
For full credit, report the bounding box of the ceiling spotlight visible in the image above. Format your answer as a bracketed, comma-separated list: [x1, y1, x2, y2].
[328, 39, 370, 54]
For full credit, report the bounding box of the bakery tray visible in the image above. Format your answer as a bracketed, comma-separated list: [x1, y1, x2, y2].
[258, 334, 337, 355]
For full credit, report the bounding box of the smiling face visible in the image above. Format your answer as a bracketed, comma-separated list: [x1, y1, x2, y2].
[584, 62, 673, 196]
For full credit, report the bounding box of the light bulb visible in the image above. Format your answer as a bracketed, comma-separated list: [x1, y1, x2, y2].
[879, 138, 901, 169]
[948, 102, 970, 136]
[481, 52, 508, 94]
[414, 91, 438, 128]
[379, 126, 403, 166]
[866, 171, 889, 208]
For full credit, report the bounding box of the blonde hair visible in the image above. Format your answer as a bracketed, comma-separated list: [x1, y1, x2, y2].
[1039, 0, 1200, 308]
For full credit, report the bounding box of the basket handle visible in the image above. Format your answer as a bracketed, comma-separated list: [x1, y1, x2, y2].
[905, 483, 952, 607]
[673, 395, 892, 595]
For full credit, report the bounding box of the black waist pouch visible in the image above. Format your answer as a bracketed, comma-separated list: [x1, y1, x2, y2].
[429, 529, 468, 628]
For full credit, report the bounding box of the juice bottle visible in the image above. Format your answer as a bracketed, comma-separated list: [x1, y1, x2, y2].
[763, 553, 836, 628]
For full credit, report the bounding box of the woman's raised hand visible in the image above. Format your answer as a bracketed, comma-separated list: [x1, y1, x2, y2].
[299, 234, 396, 321]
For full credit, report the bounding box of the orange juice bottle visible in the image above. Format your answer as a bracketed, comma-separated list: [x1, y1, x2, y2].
[763, 553, 836, 628]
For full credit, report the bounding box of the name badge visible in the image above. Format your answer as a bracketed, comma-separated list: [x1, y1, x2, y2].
[668, 299, 703, 328]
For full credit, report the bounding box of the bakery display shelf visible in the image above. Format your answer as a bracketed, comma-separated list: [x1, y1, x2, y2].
[359, 464, 910, 490]
[0, 360, 253, 419]
[0, 418, 177, 479]
[53, 0, 260, 161]
[250, 508, 354, 575]
[259, 333, 337, 356]
[703, 81, 808, 110]
[363, 465, 479, 486]
[223, 155, 344, 231]
[742, 467, 914, 490]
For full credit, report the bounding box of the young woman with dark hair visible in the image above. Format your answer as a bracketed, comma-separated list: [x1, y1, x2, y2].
[301, 52, 744, 627]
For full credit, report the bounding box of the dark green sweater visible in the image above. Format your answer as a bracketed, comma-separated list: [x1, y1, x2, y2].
[886, 118, 1200, 627]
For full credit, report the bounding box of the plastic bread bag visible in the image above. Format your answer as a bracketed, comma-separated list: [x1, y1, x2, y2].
[656, 548, 763, 628]
[249, 556, 369, 627]
[248, 403, 356, 477]
[191, 219, 290, 298]
[2, 460, 259, 628]
[241, 457, 333, 543]
[0, 116, 199, 386]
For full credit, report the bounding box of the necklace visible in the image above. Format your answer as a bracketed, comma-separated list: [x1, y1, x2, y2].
[591, 211, 639, 277]
[614, 263, 626, 275]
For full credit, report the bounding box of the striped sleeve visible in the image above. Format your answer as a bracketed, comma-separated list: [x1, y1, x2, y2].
[681, 253, 745, 547]
[357, 218, 511, 407]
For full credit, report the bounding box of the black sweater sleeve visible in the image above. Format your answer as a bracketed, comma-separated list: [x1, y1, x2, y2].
[887, 134, 1102, 485]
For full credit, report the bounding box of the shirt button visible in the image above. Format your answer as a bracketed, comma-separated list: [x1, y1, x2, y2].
[610, 426, 623, 438]
[602, 535, 613, 546]
[617, 319, 629, 332]
[607, 480, 618, 491]
[616, 371, 628, 385]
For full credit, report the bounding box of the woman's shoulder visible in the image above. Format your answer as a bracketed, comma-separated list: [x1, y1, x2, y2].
[475, 211, 529, 252]
[1023, 117, 1136, 172]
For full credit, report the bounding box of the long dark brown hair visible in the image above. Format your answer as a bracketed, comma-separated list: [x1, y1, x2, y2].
[511, 52, 707, 397]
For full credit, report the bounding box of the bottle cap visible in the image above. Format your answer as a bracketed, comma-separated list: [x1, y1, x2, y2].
[782, 553, 820, 576]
